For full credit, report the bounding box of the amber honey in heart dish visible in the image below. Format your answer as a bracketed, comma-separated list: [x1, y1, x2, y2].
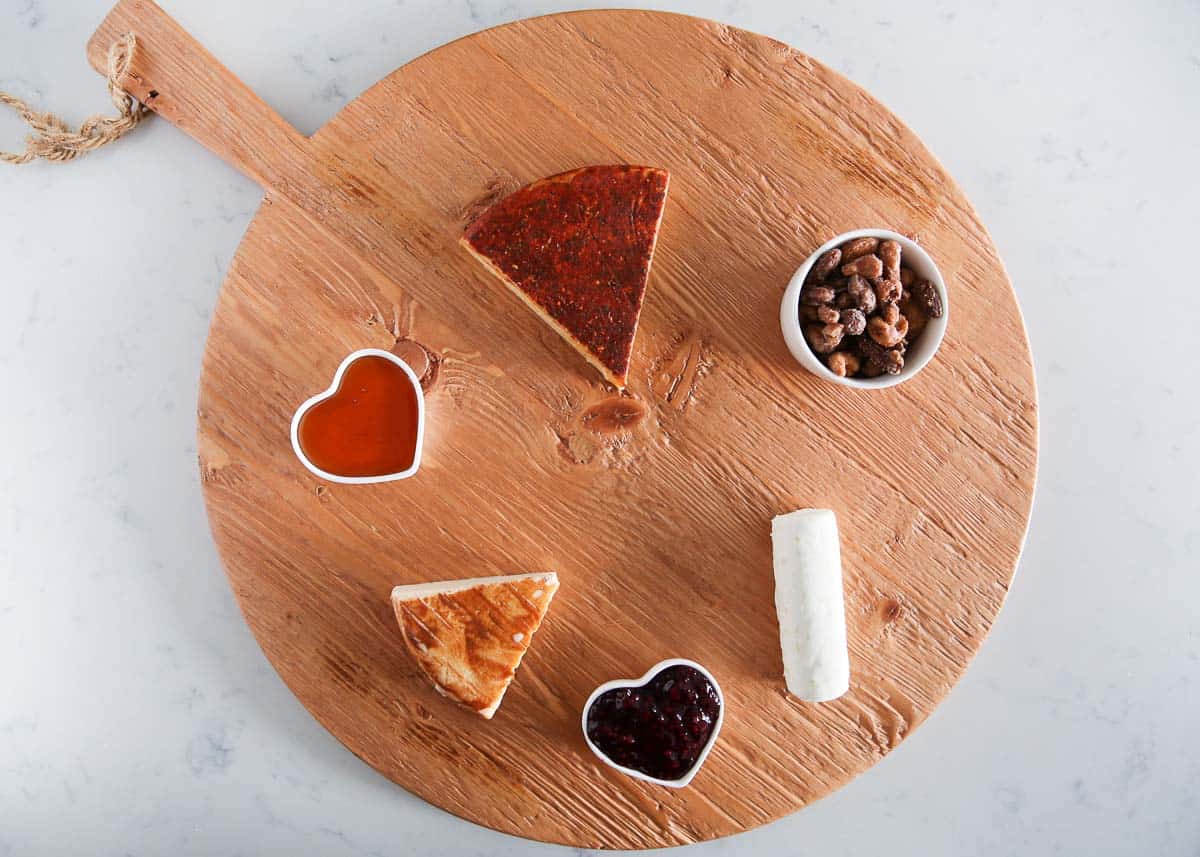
[297, 355, 420, 478]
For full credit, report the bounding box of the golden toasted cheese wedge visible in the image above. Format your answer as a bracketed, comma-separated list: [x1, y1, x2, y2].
[390, 572, 559, 719]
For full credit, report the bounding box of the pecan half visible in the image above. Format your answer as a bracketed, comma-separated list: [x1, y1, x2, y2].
[808, 248, 842, 282]
[841, 254, 884, 278]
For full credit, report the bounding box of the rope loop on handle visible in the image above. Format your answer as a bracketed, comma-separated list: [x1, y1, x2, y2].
[1, 33, 149, 165]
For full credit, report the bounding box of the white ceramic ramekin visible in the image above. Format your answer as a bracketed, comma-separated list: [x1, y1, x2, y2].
[581, 658, 724, 789]
[779, 228, 949, 389]
[290, 348, 425, 484]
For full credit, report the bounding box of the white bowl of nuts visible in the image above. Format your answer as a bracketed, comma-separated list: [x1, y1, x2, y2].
[780, 229, 948, 389]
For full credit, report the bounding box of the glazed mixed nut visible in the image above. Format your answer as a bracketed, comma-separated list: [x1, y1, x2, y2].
[800, 236, 943, 378]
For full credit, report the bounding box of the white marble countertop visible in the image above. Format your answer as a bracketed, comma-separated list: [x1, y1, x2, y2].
[2, 0, 1198, 854]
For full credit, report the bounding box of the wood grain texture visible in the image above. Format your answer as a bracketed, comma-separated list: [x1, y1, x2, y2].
[89, 3, 1037, 848]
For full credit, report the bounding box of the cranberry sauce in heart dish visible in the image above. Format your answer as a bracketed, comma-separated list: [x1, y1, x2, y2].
[583, 660, 723, 787]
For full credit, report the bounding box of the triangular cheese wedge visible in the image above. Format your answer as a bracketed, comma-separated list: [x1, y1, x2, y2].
[390, 572, 559, 719]
[461, 165, 670, 388]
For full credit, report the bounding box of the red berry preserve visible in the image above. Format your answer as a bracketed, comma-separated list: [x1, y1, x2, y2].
[585, 664, 722, 781]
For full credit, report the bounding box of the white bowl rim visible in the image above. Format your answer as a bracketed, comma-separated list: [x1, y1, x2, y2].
[289, 347, 426, 485]
[580, 657, 724, 789]
[779, 228, 949, 390]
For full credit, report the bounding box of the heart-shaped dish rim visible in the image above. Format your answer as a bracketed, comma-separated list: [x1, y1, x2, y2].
[581, 657, 724, 789]
[289, 347, 426, 485]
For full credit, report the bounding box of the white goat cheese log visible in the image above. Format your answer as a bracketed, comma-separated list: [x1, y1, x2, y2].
[770, 508, 850, 702]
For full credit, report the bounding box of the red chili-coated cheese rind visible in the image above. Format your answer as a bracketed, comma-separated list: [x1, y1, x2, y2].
[461, 165, 670, 387]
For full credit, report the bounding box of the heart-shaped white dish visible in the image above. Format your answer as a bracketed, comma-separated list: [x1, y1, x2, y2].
[290, 348, 425, 484]
[581, 658, 724, 788]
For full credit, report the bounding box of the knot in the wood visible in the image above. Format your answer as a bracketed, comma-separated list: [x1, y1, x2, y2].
[879, 598, 903, 624]
[391, 338, 438, 389]
[581, 397, 647, 434]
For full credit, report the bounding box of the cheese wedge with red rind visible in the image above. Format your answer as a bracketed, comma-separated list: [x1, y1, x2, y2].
[461, 165, 669, 388]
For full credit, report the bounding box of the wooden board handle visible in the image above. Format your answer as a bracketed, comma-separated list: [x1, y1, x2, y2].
[87, 0, 309, 187]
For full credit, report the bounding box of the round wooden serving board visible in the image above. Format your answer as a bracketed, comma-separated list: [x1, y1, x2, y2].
[89, 2, 1037, 848]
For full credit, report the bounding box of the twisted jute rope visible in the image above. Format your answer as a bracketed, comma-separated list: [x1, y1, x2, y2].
[1, 33, 149, 165]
